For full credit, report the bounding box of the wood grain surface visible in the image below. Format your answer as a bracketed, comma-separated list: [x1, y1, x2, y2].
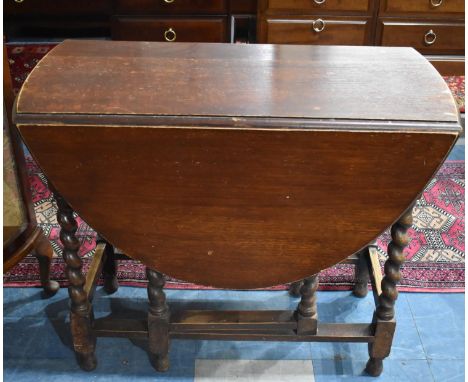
[379, 21, 465, 55]
[265, 0, 371, 13]
[16, 40, 459, 124]
[380, 0, 464, 15]
[264, 17, 371, 45]
[111, 17, 228, 43]
[18, 126, 457, 288]
[115, 0, 227, 14]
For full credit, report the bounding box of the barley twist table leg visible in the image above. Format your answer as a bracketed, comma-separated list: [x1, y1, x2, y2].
[366, 204, 414, 377]
[56, 193, 97, 371]
[377, 205, 413, 320]
[147, 268, 170, 372]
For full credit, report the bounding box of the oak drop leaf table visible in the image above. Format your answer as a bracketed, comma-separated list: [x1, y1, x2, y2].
[13, 40, 461, 377]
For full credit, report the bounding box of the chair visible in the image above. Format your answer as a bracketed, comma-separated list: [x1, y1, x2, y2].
[3, 44, 59, 295]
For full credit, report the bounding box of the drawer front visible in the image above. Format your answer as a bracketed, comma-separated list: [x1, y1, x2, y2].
[230, 0, 257, 14]
[428, 56, 465, 76]
[112, 17, 227, 42]
[116, 0, 227, 14]
[265, 18, 370, 45]
[5, 0, 111, 16]
[266, 0, 370, 13]
[381, 0, 464, 15]
[380, 21, 464, 54]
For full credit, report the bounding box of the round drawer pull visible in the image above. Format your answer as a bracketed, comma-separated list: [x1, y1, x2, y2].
[313, 0, 326, 4]
[430, 0, 443, 7]
[164, 28, 177, 42]
[14, 0, 24, 3]
[164, 0, 175, 3]
[312, 19, 326, 33]
[424, 29, 437, 46]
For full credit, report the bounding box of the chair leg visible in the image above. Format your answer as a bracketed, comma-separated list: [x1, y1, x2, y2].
[34, 229, 60, 296]
[56, 193, 97, 371]
[365, 204, 414, 377]
[147, 267, 170, 372]
[352, 247, 370, 298]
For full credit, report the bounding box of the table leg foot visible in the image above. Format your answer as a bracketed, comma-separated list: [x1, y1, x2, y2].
[365, 357, 383, 377]
[352, 282, 368, 298]
[36, 255, 60, 296]
[150, 354, 170, 372]
[103, 277, 119, 295]
[353, 248, 370, 298]
[39, 270, 60, 296]
[77, 352, 97, 371]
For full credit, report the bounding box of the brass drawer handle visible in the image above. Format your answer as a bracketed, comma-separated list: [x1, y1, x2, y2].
[313, 0, 326, 4]
[424, 29, 437, 46]
[164, 0, 175, 3]
[14, 0, 24, 3]
[164, 28, 177, 42]
[430, 0, 443, 7]
[312, 19, 325, 33]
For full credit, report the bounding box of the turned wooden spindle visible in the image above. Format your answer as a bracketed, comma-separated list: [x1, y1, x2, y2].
[147, 268, 170, 372]
[56, 193, 97, 371]
[376, 206, 414, 321]
[366, 204, 414, 377]
[296, 275, 319, 334]
[35, 231, 60, 295]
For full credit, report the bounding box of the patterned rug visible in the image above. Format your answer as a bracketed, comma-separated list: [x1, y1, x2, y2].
[444, 75, 465, 113]
[4, 43, 465, 292]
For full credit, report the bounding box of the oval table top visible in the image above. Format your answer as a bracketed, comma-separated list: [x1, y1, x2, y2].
[14, 40, 461, 288]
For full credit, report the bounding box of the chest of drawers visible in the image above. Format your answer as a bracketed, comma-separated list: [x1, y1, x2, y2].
[378, 20, 464, 55]
[257, 0, 464, 75]
[377, 0, 464, 74]
[380, 0, 464, 15]
[257, 0, 376, 46]
[4, 0, 256, 43]
[3, 1, 464, 77]
[112, 0, 229, 42]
